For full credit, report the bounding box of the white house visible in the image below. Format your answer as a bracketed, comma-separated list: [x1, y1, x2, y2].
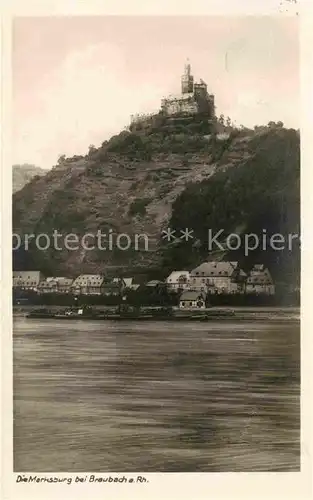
[179, 291, 206, 309]
[38, 277, 73, 294]
[71, 274, 105, 295]
[166, 271, 190, 291]
[246, 265, 275, 295]
[189, 261, 246, 294]
[13, 271, 43, 290]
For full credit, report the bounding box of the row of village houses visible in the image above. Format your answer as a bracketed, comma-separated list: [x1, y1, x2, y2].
[13, 261, 275, 297]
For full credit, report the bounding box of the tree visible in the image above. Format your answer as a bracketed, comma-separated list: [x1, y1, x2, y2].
[219, 114, 225, 126]
[57, 154, 66, 164]
[88, 144, 97, 155]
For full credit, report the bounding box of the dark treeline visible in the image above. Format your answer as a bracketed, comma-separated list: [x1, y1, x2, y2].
[163, 128, 300, 285]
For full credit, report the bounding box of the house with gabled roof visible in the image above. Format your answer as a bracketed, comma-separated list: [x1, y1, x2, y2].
[13, 271, 44, 290]
[179, 290, 206, 309]
[166, 271, 190, 291]
[38, 277, 73, 294]
[71, 274, 105, 295]
[189, 261, 246, 294]
[246, 264, 275, 295]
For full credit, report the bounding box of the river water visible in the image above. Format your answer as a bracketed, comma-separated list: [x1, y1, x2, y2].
[13, 317, 300, 472]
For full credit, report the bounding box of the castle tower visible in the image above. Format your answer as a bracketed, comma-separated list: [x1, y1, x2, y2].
[181, 59, 194, 94]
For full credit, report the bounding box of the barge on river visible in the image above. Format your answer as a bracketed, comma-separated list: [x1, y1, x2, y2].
[26, 305, 236, 321]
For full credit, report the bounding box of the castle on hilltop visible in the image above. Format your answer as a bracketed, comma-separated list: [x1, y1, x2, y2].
[130, 60, 215, 127]
[160, 60, 215, 119]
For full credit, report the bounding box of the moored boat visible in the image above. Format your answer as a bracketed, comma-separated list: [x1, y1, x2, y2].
[25, 305, 296, 322]
[54, 305, 104, 320]
[26, 308, 56, 319]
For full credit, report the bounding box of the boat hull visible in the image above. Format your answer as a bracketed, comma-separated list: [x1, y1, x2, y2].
[26, 312, 236, 321]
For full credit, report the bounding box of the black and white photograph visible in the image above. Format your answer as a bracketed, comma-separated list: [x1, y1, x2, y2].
[3, 1, 310, 496]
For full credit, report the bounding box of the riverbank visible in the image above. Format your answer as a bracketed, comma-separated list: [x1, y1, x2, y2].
[13, 291, 300, 308]
[13, 305, 300, 322]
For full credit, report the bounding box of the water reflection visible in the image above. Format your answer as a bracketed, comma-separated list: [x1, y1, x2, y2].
[13, 319, 300, 472]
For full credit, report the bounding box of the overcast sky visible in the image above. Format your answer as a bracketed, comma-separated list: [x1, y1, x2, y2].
[12, 16, 299, 169]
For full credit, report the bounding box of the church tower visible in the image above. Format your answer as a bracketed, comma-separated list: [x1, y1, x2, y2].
[181, 59, 194, 94]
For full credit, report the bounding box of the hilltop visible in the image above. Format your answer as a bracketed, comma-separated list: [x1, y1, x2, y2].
[12, 119, 300, 285]
[13, 164, 46, 193]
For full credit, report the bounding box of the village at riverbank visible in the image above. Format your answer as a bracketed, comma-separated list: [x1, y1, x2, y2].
[13, 260, 299, 309]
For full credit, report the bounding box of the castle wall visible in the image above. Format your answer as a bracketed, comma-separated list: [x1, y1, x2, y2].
[195, 95, 215, 116]
[164, 99, 198, 116]
[161, 93, 199, 116]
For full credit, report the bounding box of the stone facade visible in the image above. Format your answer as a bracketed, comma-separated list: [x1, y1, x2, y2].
[160, 61, 215, 119]
[181, 61, 194, 93]
[161, 93, 198, 116]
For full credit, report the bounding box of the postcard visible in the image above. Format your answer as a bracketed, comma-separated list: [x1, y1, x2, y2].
[1, 0, 312, 499]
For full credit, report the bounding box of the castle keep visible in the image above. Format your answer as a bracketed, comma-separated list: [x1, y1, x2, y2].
[160, 60, 215, 119]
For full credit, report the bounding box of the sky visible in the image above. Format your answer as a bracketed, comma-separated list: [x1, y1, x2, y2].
[12, 16, 299, 169]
